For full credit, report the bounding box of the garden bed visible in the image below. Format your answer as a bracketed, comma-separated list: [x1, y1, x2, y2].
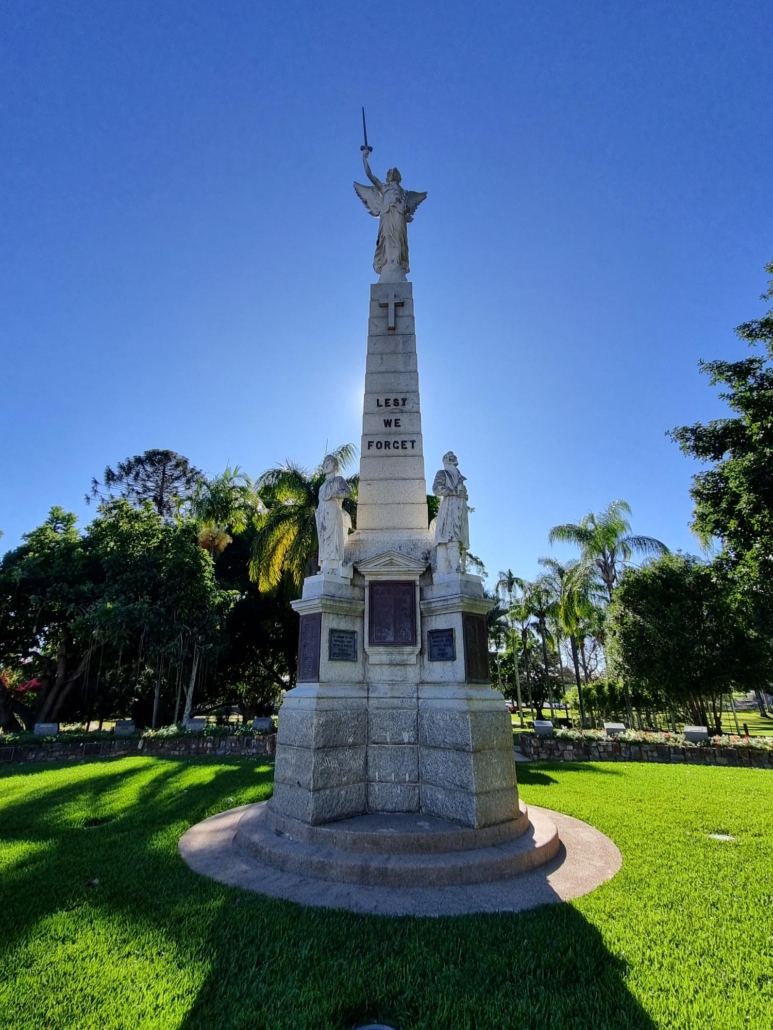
[519, 729, 773, 767]
[0, 732, 276, 764]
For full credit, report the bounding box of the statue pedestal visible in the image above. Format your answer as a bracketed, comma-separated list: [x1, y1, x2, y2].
[271, 563, 518, 829]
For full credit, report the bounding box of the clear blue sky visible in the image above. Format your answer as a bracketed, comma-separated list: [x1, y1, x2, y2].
[2, 0, 771, 582]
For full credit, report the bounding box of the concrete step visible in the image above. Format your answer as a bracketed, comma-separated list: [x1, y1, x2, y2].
[263, 804, 530, 854]
[234, 805, 560, 888]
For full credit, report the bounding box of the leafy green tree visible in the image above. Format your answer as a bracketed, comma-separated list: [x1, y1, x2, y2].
[549, 500, 669, 602]
[606, 553, 765, 732]
[0, 508, 96, 729]
[670, 259, 773, 658]
[250, 445, 357, 594]
[205, 527, 297, 719]
[0, 502, 236, 731]
[87, 449, 202, 519]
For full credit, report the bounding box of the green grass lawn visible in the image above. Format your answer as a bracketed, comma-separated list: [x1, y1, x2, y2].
[1, 759, 771, 1030]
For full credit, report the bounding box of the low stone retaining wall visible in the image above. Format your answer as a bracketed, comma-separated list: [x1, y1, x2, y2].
[0, 734, 277, 765]
[519, 733, 773, 768]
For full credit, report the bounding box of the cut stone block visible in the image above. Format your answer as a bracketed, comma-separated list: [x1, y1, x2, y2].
[367, 782, 420, 813]
[368, 744, 419, 783]
[274, 744, 366, 791]
[276, 707, 367, 750]
[533, 720, 554, 737]
[270, 782, 366, 825]
[419, 746, 517, 794]
[418, 708, 512, 752]
[368, 708, 418, 744]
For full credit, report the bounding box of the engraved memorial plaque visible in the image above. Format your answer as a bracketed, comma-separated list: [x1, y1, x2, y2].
[329, 629, 357, 662]
[463, 612, 489, 682]
[297, 612, 322, 682]
[427, 628, 456, 662]
[369, 581, 416, 645]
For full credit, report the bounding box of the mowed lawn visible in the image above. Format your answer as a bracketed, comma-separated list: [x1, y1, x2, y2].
[0, 758, 771, 1030]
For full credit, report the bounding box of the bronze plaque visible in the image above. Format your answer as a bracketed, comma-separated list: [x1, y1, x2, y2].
[329, 629, 357, 662]
[428, 628, 456, 662]
[297, 612, 322, 682]
[463, 613, 489, 682]
[369, 581, 416, 646]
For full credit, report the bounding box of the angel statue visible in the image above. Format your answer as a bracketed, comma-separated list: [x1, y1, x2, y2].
[353, 151, 427, 282]
[432, 451, 470, 575]
[316, 454, 352, 575]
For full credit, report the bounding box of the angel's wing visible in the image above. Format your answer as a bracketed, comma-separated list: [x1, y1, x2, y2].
[353, 181, 381, 217]
[404, 190, 427, 222]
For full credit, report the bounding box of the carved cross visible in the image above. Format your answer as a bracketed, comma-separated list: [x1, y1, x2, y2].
[378, 290, 405, 331]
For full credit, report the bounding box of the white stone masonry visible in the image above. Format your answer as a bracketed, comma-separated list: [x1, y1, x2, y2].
[355, 281, 428, 533]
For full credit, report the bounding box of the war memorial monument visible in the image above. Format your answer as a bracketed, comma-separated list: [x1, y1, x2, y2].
[180, 140, 620, 915]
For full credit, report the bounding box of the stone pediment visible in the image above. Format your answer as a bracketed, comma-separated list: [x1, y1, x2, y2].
[355, 550, 428, 578]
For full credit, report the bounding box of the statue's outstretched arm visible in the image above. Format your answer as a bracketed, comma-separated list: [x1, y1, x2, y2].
[362, 152, 382, 189]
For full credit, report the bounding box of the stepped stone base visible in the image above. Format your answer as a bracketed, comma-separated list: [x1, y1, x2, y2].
[233, 801, 557, 887]
[178, 802, 622, 916]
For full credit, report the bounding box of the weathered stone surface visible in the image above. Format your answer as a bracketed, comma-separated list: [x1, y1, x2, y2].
[366, 352, 418, 374]
[418, 708, 511, 752]
[270, 781, 366, 825]
[357, 502, 429, 531]
[276, 708, 367, 750]
[368, 708, 417, 744]
[274, 744, 366, 791]
[419, 746, 516, 794]
[367, 782, 420, 813]
[368, 744, 418, 783]
[421, 783, 519, 828]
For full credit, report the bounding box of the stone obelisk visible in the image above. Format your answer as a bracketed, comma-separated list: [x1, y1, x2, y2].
[269, 147, 520, 830]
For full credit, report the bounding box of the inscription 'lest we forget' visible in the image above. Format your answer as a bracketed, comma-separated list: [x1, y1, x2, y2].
[367, 439, 417, 451]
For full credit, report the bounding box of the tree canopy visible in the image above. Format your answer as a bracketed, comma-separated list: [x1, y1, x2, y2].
[87, 449, 202, 519]
[670, 258, 773, 634]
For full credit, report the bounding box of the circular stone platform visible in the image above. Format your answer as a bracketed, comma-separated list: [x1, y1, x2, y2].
[179, 802, 621, 917]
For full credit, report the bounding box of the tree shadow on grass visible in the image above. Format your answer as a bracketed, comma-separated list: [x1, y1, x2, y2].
[516, 762, 624, 788]
[0, 758, 271, 968]
[176, 887, 656, 1030]
[0, 759, 654, 1030]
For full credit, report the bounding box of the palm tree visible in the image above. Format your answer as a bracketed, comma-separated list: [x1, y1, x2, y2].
[539, 557, 604, 727]
[189, 466, 258, 556]
[495, 570, 526, 726]
[549, 500, 668, 602]
[524, 577, 559, 721]
[549, 501, 667, 724]
[250, 445, 357, 594]
[486, 602, 509, 695]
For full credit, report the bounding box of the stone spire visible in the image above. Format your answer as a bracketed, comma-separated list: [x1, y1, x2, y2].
[346, 281, 434, 564]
